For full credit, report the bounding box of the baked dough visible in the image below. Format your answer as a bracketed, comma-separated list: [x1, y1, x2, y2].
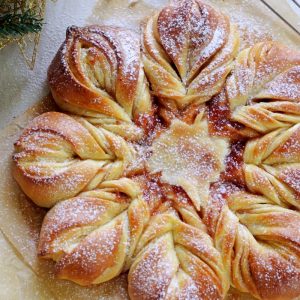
[11, 0, 300, 299]
[13, 112, 135, 207]
[48, 25, 152, 141]
[142, 0, 239, 123]
[147, 114, 228, 210]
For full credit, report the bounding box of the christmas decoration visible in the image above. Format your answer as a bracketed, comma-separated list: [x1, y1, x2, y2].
[0, 0, 51, 69]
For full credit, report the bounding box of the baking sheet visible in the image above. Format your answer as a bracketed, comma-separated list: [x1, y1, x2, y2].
[0, 230, 54, 300]
[0, 0, 299, 299]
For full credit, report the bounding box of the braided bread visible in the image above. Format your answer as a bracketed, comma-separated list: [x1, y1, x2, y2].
[11, 1, 300, 299]
[204, 184, 300, 300]
[48, 25, 152, 141]
[13, 112, 135, 207]
[128, 189, 229, 300]
[38, 178, 149, 285]
[142, 0, 239, 123]
[209, 42, 300, 138]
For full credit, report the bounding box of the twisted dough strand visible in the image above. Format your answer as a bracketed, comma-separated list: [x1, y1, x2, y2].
[204, 185, 300, 300]
[48, 25, 152, 141]
[228, 42, 300, 111]
[209, 42, 300, 139]
[233, 102, 300, 134]
[243, 123, 300, 209]
[128, 195, 229, 300]
[142, 0, 239, 121]
[38, 178, 149, 286]
[13, 112, 135, 207]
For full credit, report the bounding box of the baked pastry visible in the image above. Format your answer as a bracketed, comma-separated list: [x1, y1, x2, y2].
[48, 25, 152, 141]
[12, 1, 300, 299]
[128, 187, 229, 300]
[142, 0, 239, 124]
[204, 184, 300, 299]
[13, 112, 135, 207]
[38, 178, 149, 285]
[209, 42, 300, 139]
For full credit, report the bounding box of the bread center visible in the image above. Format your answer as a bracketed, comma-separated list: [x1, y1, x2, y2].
[147, 117, 229, 210]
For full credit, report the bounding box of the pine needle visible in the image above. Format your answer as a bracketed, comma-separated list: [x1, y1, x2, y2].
[0, 9, 43, 38]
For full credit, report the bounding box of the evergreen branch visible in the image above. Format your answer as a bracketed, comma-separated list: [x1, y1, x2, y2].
[0, 9, 43, 38]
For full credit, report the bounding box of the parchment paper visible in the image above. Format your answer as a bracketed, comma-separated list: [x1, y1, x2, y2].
[0, 0, 299, 299]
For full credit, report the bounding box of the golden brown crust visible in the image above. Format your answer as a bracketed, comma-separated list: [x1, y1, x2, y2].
[205, 41, 300, 300]
[48, 25, 152, 141]
[209, 42, 300, 139]
[13, 112, 135, 207]
[242, 124, 300, 209]
[204, 185, 300, 300]
[128, 202, 229, 300]
[142, 0, 239, 123]
[38, 178, 149, 286]
[10, 3, 300, 299]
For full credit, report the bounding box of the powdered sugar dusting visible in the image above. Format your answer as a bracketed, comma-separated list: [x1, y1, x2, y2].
[4, 0, 300, 299]
[129, 236, 177, 299]
[147, 118, 229, 208]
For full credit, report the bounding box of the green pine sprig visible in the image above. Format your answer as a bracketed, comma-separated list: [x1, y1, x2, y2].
[0, 9, 43, 39]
